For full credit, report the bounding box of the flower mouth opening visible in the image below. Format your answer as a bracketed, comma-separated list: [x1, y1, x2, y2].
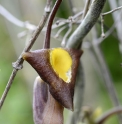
[50, 48, 72, 83]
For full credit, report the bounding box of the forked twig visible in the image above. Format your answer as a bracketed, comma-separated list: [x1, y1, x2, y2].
[100, 5, 122, 38]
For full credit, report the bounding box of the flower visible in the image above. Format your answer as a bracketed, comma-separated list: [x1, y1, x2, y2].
[23, 48, 83, 110]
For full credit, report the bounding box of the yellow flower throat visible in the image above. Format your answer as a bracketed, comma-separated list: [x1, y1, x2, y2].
[50, 48, 72, 83]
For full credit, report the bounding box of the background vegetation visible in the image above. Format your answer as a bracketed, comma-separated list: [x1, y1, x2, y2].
[0, 0, 122, 124]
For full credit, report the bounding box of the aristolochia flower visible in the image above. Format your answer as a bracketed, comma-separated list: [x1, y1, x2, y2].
[23, 48, 83, 110]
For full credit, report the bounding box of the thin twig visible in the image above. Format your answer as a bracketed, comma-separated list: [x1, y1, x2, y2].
[51, 21, 67, 30]
[96, 24, 115, 44]
[82, 0, 91, 19]
[96, 107, 122, 124]
[98, 11, 122, 43]
[61, 23, 72, 47]
[100, 15, 105, 38]
[53, 11, 83, 26]
[54, 25, 68, 38]
[72, 11, 83, 20]
[100, 5, 122, 38]
[102, 6, 122, 16]
[83, 24, 115, 48]
[0, 0, 51, 110]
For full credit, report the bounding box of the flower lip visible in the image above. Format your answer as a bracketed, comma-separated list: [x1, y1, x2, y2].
[50, 48, 72, 83]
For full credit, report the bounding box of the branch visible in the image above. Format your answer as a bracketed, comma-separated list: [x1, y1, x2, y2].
[100, 5, 122, 37]
[54, 25, 68, 38]
[96, 24, 115, 44]
[102, 6, 122, 16]
[82, 0, 91, 19]
[61, 23, 72, 47]
[96, 107, 122, 124]
[66, 0, 106, 49]
[0, 0, 51, 110]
